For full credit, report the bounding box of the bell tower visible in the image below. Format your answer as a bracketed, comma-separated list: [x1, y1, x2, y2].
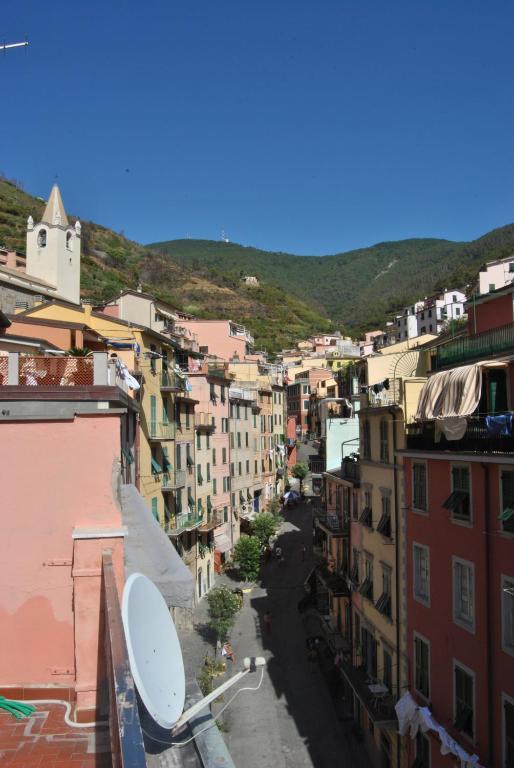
[26, 184, 81, 304]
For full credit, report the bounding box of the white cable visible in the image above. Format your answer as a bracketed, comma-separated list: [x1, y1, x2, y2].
[23, 699, 108, 729]
[141, 667, 266, 748]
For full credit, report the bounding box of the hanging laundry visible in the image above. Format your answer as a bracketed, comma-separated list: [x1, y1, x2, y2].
[485, 413, 513, 437]
[435, 416, 467, 441]
[383, 378, 390, 390]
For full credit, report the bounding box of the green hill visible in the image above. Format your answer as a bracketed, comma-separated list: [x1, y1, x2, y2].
[0, 176, 331, 354]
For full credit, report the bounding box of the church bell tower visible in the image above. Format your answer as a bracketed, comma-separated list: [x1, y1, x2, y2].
[26, 184, 81, 304]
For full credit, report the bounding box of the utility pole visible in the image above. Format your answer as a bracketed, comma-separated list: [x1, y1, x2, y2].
[1, 40, 29, 53]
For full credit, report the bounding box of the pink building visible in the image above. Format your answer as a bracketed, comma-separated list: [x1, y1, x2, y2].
[179, 319, 254, 360]
[189, 361, 235, 574]
[286, 415, 297, 468]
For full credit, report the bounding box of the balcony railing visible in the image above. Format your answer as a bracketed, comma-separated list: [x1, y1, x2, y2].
[406, 416, 514, 453]
[341, 459, 360, 484]
[167, 511, 203, 534]
[101, 552, 146, 766]
[161, 469, 187, 489]
[199, 510, 223, 531]
[434, 322, 514, 370]
[338, 657, 397, 727]
[148, 421, 176, 440]
[160, 370, 185, 391]
[315, 513, 349, 535]
[315, 562, 350, 596]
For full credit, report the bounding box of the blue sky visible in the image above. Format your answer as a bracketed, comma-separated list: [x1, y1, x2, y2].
[2, 1, 514, 255]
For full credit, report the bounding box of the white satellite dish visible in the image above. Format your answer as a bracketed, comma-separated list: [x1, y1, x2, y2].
[122, 573, 266, 735]
[122, 572, 185, 728]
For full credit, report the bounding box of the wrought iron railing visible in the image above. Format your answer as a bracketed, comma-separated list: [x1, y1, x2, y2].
[161, 469, 187, 489]
[434, 322, 514, 369]
[406, 416, 514, 453]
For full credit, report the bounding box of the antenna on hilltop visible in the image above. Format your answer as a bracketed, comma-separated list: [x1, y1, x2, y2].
[1, 39, 29, 54]
[221, 229, 230, 243]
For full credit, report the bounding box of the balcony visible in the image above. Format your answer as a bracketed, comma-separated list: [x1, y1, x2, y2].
[199, 509, 223, 531]
[341, 458, 360, 485]
[338, 657, 397, 728]
[315, 561, 350, 597]
[363, 378, 402, 408]
[161, 469, 186, 490]
[207, 362, 235, 380]
[195, 411, 216, 431]
[315, 512, 349, 536]
[434, 322, 514, 370]
[167, 511, 203, 534]
[160, 370, 185, 391]
[148, 421, 176, 440]
[406, 416, 514, 454]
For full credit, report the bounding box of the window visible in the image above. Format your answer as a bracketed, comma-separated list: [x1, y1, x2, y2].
[210, 383, 217, 403]
[414, 732, 430, 768]
[246, 459, 250, 474]
[360, 554, 373, 601]
[380, 418, 389, 462]
[222, 447, 227, 464]
[413, 463, 427, 512]
[66, 231, 73, 251]
[303, 384, 309, 394]
[454, 663, 474, 739]
[245, 432, 249, 447]
[206, 433, 210, 449]
[212, 478, 217, 495]
[456, 308, 461, 316]
[500, 470, 514, 534]
[413, 544, 430, 605]
[453, 558, 475, 632]
[489, 283, 496, 292]
[222, 417, 228, 433]
[230, 462, 234, 477]
[303, 400, 310, 410]
[151, 497, 158, 521]
[414, 635, 430, 699]
[350, 548, 359, 584]
[206, 462, 211, 482]
[504, 696, 514, 767]
[150, 344, 157, 374]
[362, 419, 371, 459]
[502, 576, 514, 655]
[443, 465, 470, 523]
[223, 506, 228, 522]
[377, 494, 391, 537]
[185, 406, 190, 429]
[231, 492, 235, 508]
[375, 566, 392, 617]
[197, 432, 201, 449]
[238, 461, 242, 476]
[212, 448, 216, 465]
[197, 464, 203, 486]
[254, 459, 258, 475]
[230, 433, 234, 448]
[37, 228, 47, 247]
[237, 432, 241, 448]
[383, 648, 392, 693]
[175, 444, 182, 470]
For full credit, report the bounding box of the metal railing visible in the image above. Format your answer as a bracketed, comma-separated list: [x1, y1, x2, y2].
[195, 411, 215, 430]
[316, 513, 349, 535]
[341, 459, 360, 484]
[4, 355, 94, 386]
[102, 552, 146, 767]
[167, 511, 203, 534]
[406, 416, 514, 453]
[148, 421, 176, 440]
[160, 370, 185, 390]
[434, 322, 514, 369]
[161, 469, 187, 489]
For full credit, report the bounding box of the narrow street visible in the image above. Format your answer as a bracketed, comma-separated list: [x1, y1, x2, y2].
[179, 443, 372, 768]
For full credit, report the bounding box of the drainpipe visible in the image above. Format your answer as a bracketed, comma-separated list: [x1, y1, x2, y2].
[388, 408, 401, 768]
[481, 462, 493, 767]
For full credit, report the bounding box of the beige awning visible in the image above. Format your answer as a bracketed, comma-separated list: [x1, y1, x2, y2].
[415, 361, 507, 421]
[214, 533, 232, 553]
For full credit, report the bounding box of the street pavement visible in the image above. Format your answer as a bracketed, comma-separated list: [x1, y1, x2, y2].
[179, 489, 373, 768]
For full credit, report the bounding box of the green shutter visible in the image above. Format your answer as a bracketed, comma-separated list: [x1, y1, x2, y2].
[151, 457, 163, 474]
[151, 497, 158, 520]
[150, 395, 157, 436]
[162, 398, 169, 424]
[162, 447, 172, 472]
[207, 495, 212, 513]
[122, 447, 134, 465]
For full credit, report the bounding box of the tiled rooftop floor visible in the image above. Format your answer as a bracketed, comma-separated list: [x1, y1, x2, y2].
[0, 704, 111, 767]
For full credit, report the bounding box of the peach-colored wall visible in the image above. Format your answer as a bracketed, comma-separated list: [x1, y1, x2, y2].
[0, 414, 124, 710]
[7, 319, 82, 350]
[180, 321, 247, 360]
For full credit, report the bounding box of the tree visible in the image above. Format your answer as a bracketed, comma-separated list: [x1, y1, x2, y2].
[252, 512, 282, 550]
[206, 586, 242, 645]
[291, 462, 309, 494]
[233, 535, 261, 582]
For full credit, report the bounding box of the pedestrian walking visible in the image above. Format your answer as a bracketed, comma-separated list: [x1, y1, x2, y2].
[263, 610, 272, 633]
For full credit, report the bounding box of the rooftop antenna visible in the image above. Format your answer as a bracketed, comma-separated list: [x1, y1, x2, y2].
[122, 573, 265, 737]
[1, 39, 29, 54]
